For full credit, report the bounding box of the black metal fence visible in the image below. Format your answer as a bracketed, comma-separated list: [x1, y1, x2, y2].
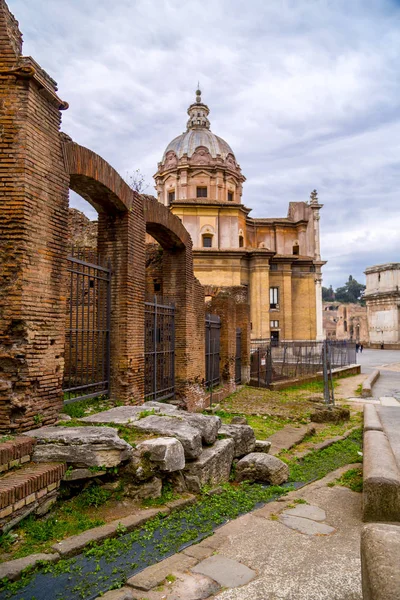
[250, 339, 357, 387]
[235, 328, 242, 384]
[205, 314, 221, 389]
[63, 248, 111, 404]
[145, 296, 175, 402]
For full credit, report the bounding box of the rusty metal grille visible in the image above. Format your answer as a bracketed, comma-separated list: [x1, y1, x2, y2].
[250, 340, 356, 387]
[63, 248, 111, 404]
[144, 296, 175, 402]
[205, 314, 221, 389]
[235, 328, 242, 384]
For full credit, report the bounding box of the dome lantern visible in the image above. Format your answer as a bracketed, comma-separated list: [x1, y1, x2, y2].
[186, 88, 210, 130]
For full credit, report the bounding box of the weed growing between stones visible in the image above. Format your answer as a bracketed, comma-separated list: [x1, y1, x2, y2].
[141, 483, 177, 508]
[285, 429, 362, 483]
[62, 396, 123, 419]
[213, 409, 291, 439]
[327, 467, 363, 492]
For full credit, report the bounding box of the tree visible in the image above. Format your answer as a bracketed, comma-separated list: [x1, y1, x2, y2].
[322, 285, 335, 301]
[125, 169, 150, 194]
[335, 275, 365, 304]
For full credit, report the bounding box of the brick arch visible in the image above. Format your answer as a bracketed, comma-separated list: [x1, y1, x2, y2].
[143, 196, 206, 407]
[62, 139, 146, 405]
[143, 195, 191, 250]
[61, 139, 137, 214]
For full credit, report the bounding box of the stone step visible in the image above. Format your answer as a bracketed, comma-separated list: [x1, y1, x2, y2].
[0, 436, 37, 474]
[0, 462, 66, 530]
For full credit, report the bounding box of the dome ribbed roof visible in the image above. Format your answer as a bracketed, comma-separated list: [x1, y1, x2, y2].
[163, 129, 234, 161]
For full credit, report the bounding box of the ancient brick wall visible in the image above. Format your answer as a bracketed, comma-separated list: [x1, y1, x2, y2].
[68, 208, 98, 250]
[206, 285, 250, 389]
[0, 1, 70, 431]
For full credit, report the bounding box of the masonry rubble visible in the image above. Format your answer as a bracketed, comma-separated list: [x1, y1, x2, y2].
[0, 402, 290, 530]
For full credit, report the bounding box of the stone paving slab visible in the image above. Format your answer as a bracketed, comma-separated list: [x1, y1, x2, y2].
[0, 553, 59, 582]
[96, 588, 136, 600]
[127, 554, 197, 591]
[279, 514, 336, 536]
[181, 543, 215, 561]
[282, 504, 326, 522]
[267, 424, 314, 455]
[380, 396, 400, 406]
[133, 571, 220, 600]
[192, 555, 256, 588]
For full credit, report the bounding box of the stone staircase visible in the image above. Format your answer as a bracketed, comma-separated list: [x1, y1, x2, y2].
[0, 436, 66, 531]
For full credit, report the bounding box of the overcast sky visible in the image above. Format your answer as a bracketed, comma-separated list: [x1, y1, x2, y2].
[9, 0, 400, 288]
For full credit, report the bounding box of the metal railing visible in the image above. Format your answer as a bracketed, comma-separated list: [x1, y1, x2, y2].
[205, 314, 221, 389]
[144, 295, 175, 402]
[63, 248, 111, 404]
[235, 328, 242, 384]
[250, 339, 356, 387]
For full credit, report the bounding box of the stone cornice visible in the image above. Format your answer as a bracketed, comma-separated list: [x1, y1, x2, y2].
[171, 199, 252, 214]
[0, 56, 69, 110]
[364, 290, 400, 300]
[365, 263, 400, 274]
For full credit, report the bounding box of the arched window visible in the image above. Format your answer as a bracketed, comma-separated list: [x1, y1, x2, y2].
[239, 235, 244, 248]
[202, 235, 212, 248]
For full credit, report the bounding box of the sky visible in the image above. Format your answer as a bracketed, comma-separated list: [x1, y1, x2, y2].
[8, 0, 400, 289]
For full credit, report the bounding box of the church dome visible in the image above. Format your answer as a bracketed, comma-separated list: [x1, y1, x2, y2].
[163, 129, 234, 161]
[161, 89, 236, 163]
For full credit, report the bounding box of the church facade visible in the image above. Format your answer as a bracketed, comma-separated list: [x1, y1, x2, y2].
[154, 90, 325, 342]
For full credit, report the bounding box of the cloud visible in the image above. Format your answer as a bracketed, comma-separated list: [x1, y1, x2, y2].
[9, 0, 400, 287]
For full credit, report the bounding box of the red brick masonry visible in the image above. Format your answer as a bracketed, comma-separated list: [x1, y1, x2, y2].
[0, 437, 36, 471]
[0, 462, 66, 511]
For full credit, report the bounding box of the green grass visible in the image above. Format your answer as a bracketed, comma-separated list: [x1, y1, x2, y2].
[328, 467, 363, 492]
[3, 483, 113, 559]
[141, 483, 178, 508]
[285, 429, 362, 483]
[62, 396, 123, 419]
[355, 384, 363, 397]
[213, 409, 291, 440]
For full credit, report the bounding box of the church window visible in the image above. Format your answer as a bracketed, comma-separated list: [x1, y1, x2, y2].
[270, 320, 279, 328]
[202, 235, 212, 248]
[239, 235, 244, 248]
[293, 244, 299, 255]
[197, 186, 207, 198]
[168, 190, 175, 203]
[228, 191, 234, 202]
[270, 287, 279, 309]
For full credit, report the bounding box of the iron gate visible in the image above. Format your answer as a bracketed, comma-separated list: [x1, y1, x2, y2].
[235, 328, 242, 384]
[63, 248, 111, 404]
[145, 296, 175, 401]
[205, 314, 221, 388]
